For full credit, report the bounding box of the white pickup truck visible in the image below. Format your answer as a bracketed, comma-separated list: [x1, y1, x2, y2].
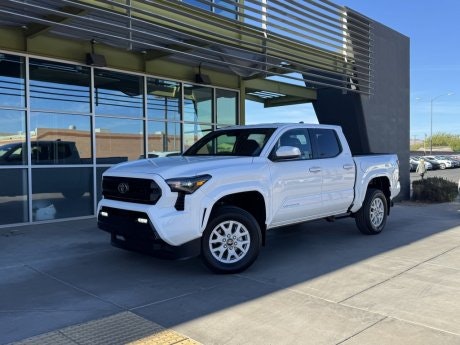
[98, 123, 400, 273]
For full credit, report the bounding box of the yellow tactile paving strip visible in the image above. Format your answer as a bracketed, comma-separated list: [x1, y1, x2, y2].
[11, 312, 201, 345]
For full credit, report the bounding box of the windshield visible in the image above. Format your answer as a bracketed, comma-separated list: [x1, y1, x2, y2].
[184, 128, 276, 157]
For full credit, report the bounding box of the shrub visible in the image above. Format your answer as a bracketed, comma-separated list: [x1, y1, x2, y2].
[412, 177, 458, 202]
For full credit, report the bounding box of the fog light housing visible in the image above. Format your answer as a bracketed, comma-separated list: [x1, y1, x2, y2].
[137, 218, 148, 224]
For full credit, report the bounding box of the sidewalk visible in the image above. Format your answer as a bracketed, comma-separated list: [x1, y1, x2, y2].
[1, 201, 460, 345]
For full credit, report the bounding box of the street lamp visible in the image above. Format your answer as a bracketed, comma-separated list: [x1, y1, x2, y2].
[430, 92, 454, 154]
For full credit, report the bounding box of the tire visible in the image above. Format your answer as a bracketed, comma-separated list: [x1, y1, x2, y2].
[201, 206, 261, 274]
[440, 163, 446, 170]
[355, 188, 387, 235]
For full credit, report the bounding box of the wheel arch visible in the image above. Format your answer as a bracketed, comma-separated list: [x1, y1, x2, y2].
[208, 191, 267, 245]
[367, 176, 391, 214]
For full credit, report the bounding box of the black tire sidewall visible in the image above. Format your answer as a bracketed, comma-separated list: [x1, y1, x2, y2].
[357, 188, 387, 234]
[201, 206, 261, 274]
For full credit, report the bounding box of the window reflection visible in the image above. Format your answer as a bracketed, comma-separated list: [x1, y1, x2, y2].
[30, 59, 90, 113]
[146, 121, 181, 158]
[147, 78, 181, 121]
[0, 169, 28, 224]
[31, 167, 93, 221]
[183, 123, 212, 150]
[94, 69, 144, 117]
[95, 117, 143, 163]
[216, 89, 237, 125]
[30, 113, 91, 165]
[184, 84, 213, 123]
[0, 110, 26, 165]
[0, 54, 25, 108]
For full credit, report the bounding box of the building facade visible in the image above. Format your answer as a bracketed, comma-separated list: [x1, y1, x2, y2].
[0, 0, 409, 227]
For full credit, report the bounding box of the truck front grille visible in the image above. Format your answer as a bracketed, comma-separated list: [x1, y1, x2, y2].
[102, 176, 161, 205]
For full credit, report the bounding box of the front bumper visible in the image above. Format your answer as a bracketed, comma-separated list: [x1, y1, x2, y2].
[98, 206, 200, 259]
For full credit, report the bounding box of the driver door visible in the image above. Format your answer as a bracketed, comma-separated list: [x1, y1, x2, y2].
[269, 128, 323, 227]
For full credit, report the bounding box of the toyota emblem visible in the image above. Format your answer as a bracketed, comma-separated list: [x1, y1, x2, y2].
[118, 182, 129, 194]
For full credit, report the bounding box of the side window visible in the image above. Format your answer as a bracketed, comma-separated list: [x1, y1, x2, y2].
[273, 129, 312, 160]
[310, 128, 342, 159]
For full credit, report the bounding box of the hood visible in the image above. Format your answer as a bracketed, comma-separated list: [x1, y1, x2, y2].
[106, 156, 254, 179]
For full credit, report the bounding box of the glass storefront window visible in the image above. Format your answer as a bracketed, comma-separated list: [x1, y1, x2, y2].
[30, 112, 91, 165]
[184, 84, 213, 123]
[0, 110, 26, 165]
[0, 54, 241, 226]
[95, 117, 143, 163]
[0, 54, 25, 108]
[94, 69, 144, 117]
[183, 123, 212, 151]
[216, 89, 237, 125]
[147, 78, 181, 121]
[147, 121, 181, 158]
[31, 167, 93, 221]
[0, 169, 28, 224]
[29, 59, 90, 113]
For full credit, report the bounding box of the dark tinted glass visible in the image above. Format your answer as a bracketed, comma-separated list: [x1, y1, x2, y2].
[0, 168, 28, 224]
[0, 110, 26, 165]
[94, 69, 143, 117]
[310, 128, 341, 158]
[31, 167, 93, 221]
[30, 59, 90, 112]
[0, 54, 25, 107]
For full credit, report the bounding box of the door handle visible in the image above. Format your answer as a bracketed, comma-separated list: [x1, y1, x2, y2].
[309, 167, 322, 173]
[343, 164, 355, 170]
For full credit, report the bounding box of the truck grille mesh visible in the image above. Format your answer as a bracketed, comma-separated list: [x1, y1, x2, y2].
[102, 176, 161, 205]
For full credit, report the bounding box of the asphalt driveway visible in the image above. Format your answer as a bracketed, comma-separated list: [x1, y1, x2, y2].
[1, 200, 460, 344]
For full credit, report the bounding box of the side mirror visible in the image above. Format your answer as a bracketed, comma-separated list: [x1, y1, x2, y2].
[275, 146, 301, 160]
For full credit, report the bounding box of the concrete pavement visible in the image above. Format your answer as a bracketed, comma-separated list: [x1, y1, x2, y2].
[1, 200, 460, 344]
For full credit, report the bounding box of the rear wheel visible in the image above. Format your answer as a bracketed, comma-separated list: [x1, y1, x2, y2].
[440, 163, 446, 170]
[201, 206, 261, 274]
[355, 188, 387, 235]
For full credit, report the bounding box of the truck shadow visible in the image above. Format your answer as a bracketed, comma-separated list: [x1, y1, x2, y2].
[2, 202, 460, 343]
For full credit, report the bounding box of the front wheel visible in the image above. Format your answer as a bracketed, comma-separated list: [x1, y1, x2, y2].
[355, 188, 388, 235]
[201, 206, 261, 274]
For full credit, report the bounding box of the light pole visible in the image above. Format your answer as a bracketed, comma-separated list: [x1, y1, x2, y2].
[430, 92, 454, 154]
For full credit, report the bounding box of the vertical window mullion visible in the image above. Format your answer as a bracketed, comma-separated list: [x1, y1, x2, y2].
[90, 66, 97, 216]
[143, 76, 148, 158]
[25, 55, 32, 224]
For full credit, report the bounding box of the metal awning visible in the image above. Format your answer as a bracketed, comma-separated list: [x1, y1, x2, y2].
[0, 0, 372, 95]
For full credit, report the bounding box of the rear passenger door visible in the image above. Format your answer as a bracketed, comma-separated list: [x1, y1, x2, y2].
[309, 128, 355, 214]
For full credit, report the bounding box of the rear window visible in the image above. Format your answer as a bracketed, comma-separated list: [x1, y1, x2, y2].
[310, 128, 342, 158]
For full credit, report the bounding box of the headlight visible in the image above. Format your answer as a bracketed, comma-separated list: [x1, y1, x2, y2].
[166, 174, 211, 194]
